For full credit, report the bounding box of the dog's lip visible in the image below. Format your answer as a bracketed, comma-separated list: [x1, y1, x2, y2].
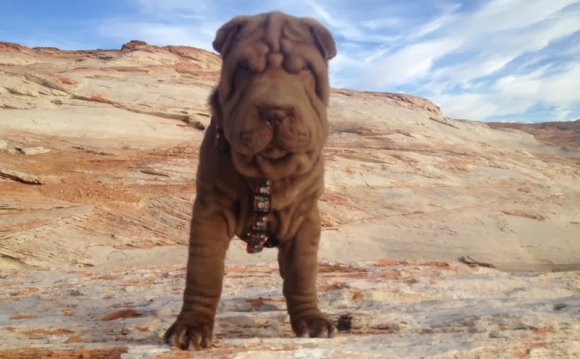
[259, 145, 290, 160]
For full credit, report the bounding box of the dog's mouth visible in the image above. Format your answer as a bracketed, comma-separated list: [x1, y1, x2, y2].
[237, 121, 310, 161]
[259, 144, 290, 160]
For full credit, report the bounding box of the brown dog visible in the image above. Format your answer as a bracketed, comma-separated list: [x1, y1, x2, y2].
[164, 11, 336, 350]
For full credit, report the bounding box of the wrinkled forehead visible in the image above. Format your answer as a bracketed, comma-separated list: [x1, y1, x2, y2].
[230, 15, 317, 60]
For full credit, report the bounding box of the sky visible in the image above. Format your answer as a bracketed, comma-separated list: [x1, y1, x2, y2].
[1, 0, 579, 123]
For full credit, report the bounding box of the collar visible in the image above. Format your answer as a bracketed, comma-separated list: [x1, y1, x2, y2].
[212, 118, 277, 253]
[239, 179, 278, 253]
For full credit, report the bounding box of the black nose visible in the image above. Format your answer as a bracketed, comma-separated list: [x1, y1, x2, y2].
[259, 107, 290, 125]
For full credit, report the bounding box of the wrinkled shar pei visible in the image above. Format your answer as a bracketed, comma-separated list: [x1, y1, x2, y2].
[164, 11, 337, 350]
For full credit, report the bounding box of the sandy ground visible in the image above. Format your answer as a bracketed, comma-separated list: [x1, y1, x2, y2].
[1, 260, 578, 358]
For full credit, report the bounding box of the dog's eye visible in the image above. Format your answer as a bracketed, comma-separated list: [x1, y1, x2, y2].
[238, 61, 251, 72]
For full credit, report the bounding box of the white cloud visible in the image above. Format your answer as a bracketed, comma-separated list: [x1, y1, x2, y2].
[93, 0, 580, 122]
[344, 0, 580, 121]
[97, 21, 215, 50]
[357, 38, 462, 89]
[539, 63, 580, 106]
[409, 3, 460, 40]
[304, 1, 339, 27]
[361, 18, 402, 30]
[432, 62, 580, 120]
[469, 0, 577, 31]
[132, 0, 213, 15]
[432, 93, 500, 120]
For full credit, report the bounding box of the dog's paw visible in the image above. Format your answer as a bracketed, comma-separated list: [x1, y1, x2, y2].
[163, 318, 213, 350]
[292, 314, 337, 338]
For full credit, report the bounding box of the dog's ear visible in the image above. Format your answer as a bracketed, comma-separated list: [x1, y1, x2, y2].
[213, 16, 249, 56]
[303, 19, 336, 61]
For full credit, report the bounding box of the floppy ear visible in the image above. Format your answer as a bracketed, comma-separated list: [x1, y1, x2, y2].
[303, 19, 336, 60]
[212, 16, 249, 55]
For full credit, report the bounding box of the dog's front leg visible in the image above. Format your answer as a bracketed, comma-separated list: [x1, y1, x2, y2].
[164, 197, 230, 350]
[278, 206, 336, 338]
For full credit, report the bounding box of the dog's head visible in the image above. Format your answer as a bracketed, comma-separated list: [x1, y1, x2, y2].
[210, 11, 336, 180]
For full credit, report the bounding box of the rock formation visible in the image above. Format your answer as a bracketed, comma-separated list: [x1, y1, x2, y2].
[0, 41, 578, 357]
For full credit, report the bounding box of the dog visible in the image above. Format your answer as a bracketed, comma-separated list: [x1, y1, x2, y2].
[164, 11, 336, 350]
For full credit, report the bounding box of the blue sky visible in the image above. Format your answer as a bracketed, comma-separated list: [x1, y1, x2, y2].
[1, 0, 579, 123]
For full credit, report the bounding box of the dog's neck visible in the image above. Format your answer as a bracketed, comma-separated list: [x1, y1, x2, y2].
[212, 118, 278, 253]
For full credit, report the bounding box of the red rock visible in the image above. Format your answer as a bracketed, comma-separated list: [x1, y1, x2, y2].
[100, 309, 142, 321]
[121, 40, 149, 51]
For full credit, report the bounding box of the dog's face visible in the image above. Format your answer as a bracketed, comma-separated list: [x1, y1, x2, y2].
[211, 12, 336, 180]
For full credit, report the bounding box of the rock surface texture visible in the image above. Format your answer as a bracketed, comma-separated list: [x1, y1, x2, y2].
[1, 261, 579, 358]
[0, 41, 579, 358]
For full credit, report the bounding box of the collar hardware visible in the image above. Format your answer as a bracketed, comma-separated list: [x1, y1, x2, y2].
[240, 179, 278, 253]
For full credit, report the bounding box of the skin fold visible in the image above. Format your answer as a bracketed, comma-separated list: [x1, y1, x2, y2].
[164, 11, 336, 350]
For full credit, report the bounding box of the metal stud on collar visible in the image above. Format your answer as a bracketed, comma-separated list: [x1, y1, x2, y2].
[240, 180, 278, 253]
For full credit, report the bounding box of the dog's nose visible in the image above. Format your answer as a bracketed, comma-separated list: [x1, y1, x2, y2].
[259, 107, 290, 125]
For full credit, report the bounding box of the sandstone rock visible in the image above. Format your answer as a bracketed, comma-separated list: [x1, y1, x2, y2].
[15, 146, 51, 155]
[488, 120, 580, 150]
[0, 40, 579, 272]
[121, 40, 149, 51]
[0, 168, 42, 184]
[0, 261, 578, 358]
